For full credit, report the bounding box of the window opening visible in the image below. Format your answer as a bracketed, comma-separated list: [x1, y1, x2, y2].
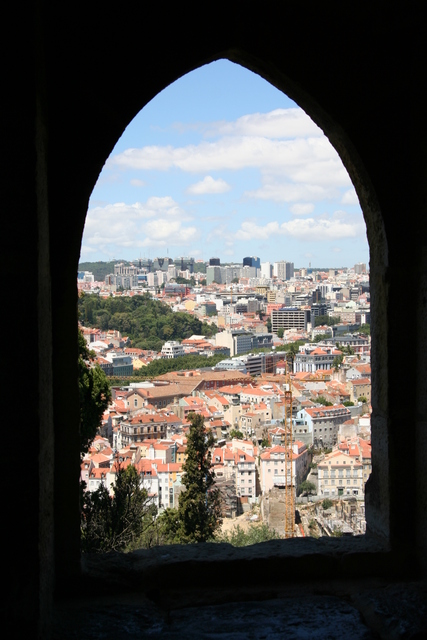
[79, 60, 370, 551]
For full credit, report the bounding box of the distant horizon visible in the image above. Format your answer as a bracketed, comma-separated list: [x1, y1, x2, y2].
[78, 257, 368, 273]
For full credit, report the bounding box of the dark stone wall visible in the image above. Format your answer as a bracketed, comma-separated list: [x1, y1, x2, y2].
[2, 3, 426, 636]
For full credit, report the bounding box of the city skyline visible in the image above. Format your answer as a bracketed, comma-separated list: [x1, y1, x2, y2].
[79, 255, 367, 273]
[82, 60, 369, 268]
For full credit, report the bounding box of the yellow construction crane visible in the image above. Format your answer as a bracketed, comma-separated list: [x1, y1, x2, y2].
[283, 368, 295, 538]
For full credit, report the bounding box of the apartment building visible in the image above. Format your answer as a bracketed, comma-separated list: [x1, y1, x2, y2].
[259, 442, 308, 494]
[161, 341, 185, 359]
[296, 404, 351, 447]
[317, 450, 364, 497]
[271, 307, 311, 332]
[293, 344, 342, 373]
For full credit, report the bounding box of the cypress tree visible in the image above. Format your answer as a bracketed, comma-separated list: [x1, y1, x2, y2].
[161, 412, 222, 543]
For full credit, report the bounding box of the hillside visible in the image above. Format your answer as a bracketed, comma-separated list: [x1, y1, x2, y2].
[78, 260, 129, 282]
[78, 292, 217, 351]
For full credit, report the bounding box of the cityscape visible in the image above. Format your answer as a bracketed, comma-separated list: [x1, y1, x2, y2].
[78, 254, 371, 541]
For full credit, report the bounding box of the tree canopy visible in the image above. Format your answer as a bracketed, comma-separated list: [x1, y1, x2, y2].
[315, 396, 333, 406]
[298, 480, 316, 496]
[314, 315, 340, 327]
[80, 464, 156, 552]
[78, 292, 217, 351]
[78, 329, 112, 455]
[159, 413, 222, 543]
[217, 523, 281, 546]
[354, 323, 370, 335]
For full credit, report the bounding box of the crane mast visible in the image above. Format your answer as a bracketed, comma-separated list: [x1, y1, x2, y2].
[283, 370, 295, 538]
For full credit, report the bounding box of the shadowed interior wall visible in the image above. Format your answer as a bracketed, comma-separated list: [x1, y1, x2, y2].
[3, 3, 426, 637]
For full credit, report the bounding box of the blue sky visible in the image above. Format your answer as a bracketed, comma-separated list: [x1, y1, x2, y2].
[82, 60, 369, 268]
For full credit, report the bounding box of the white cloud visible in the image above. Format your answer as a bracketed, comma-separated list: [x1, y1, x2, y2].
[206, 224, 228, 243]
[204, 108, 323, 139]
[235, 212, 365, 243]
[82, 197, 198, 252]
[79, 244, 98, 258]
[341, 188, 359, 205]
[187, 176, 231, 194]
[235, 221, 280, 241]
[290, 203, 315, 216]
[111, 136, 347, 180]
[130, 179, 145, 187]
[279, 215, 364, 242]
[142, 219, 199, 244]
[245, 182, 339, 203]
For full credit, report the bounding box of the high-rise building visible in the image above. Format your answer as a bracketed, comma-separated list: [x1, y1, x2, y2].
[243, 256, 261, 270]
[206, 265, 223, 285]
[271, 307, 311, 332]
[114, 262, 138, 276]
[260, 262, 273, 279]
[174, 256, 194, 273]
[240, 265, 257, 279]
[273, 261, 294, 280]
[209, 257, 220, 266]
[152, 257, 172, 271]
[354, 262, 367, 274]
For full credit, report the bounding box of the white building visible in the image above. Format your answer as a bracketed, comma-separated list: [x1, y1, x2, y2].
[273, 261, 294, 280]
[293, 344, 342, 373]
[317, 450, 364, 497]
[234, 449, 257, 502]
[215, 329, 253, 357]
[161, 341, 185, 359]
[296, 405, 351, 448]
[259, 442, 308, 495]
[147, 272, 158, 287]
[260, 262, 273, 279]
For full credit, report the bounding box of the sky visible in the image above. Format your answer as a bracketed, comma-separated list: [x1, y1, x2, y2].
[82, 60, 369, 269]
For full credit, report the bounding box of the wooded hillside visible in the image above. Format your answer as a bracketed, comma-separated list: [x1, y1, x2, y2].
[78, 293, 217, 351]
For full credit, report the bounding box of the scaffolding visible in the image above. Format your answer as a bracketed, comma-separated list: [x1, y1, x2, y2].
[283, 373, 295, 538]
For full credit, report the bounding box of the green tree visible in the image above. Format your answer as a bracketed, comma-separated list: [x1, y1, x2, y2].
[333, 354, 344, 371]
[358, 396, 368, 403]
[322, 498, 333, 510]
[341, 345, 355, 355]
[266, 317, 272, 333]
[78, 329, 112, 455]
[313, 333, 331, 343]
[80, 464, 155, 552]
[159, 413, 222, 543]
[315, 396, 333, 406]
[230, 429, 244, 440]
[314, 315, 339, 327]
[216, 523, 281, 546]
[277, 327, 284, 338]
[331, 526, 343, 537]
[298, 480, 316, 496]
[356, 323, 370, 336]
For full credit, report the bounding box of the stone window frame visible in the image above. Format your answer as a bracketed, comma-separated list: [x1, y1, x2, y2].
[45, 47, 419, 602]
